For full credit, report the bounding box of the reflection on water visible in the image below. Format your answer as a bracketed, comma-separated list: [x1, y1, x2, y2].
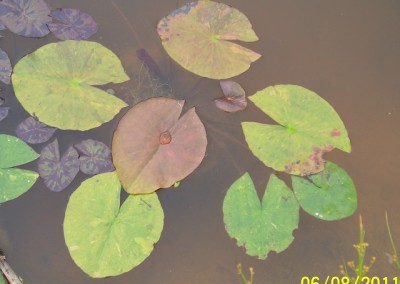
[0, 0, 399, 283]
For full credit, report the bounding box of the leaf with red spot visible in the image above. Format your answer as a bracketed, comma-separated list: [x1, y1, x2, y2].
[242, 85, 351, 176]
[112, 97, 207, 194]
[38, 139, 80, 192]
[215, 80, 247, 112]
[48, 8, 98, 40]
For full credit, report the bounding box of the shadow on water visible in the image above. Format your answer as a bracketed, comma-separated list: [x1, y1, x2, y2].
[0, 0, 399, 283]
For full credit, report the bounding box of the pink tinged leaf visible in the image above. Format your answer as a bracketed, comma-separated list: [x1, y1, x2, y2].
[215, 80, 247, 112]
[0, 107, 9, 121]
[0, 47, 11, 84]
[16, 116, 57, 144]
[0, 0, 51, 38]
[112, 97, 207, 194]
[38, 139, 79, 192]
[48, 8, 98, 40]
[74, 139, 114, 175]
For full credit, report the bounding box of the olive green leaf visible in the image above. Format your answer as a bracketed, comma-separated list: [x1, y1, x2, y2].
[292, 161, 357, 221]
[0, 134, 39, 203]
[242, 85, 351, 176]
[223, 173, 299, 259]
[12, 40, 129, 130]
[64, 172, 164, 278]
[157, 1, 261, 79]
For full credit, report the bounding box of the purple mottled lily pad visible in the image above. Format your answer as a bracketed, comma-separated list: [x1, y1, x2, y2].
[48, 8, 97, 40]
[38, 139, 79, 192]
[0, 107, 9, 121]
[0, 47, 11, 84]
[215, 80, 247, 112]
[0, 0, 51, 38]
[74, 139, 114, 175]
[16, 116, 57, 144]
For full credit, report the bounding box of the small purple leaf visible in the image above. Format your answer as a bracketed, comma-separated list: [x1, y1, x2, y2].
[38, 139, 79, 192]
[48, 8, 97, 40]
[0, 107, 9, 121]
[75, 139, 114, 175]
[16, 116, 57, 144]
[0, 47, 12, 84]
[0, 0, 51, 38]
[215, 80, 247, 112]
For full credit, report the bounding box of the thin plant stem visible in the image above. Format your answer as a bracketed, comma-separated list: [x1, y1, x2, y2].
[385, 211, 400, 271]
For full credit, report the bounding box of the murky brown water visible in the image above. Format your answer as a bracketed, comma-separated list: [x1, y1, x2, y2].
[0, 0, 399, 283]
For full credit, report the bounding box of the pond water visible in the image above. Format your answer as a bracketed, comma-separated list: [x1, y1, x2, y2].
[0, 0, 399, 283]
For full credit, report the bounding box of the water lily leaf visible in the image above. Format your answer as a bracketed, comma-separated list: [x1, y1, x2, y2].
[16, 116, 57, 144]
[112, 97, 207, 194]
[157, 1, 261, 79]
[242, 85, 351, 176]
[12, 40, 129, 130]
[75, 139, 114, 175]
[0, 47, 11, 84]
[292, 161, 357, 221]
[0, 107, 9, 121]
[223, 173, 299, 259]
[215, 80, 247, 112]
[64, 172, 164, 278]
[0, 0, 51, 37]
[48, 8, 98, 40]
[0, 134, 39, 203]
[38, 139, 79, 192]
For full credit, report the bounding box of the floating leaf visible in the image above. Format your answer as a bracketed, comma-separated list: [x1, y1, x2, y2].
[112, 97, 207, 194]
[0, 107, 9, 121]
[215, 80, 247, 112]
[38, 139, 79, 192]
[75, 139, 114, 175]
[157, 1, 261, 79]
[292, 161, 357, 221]
[0, 0, 51, 37]
[64, 172, 164, 278]
[12, 40, 129, 130]
[223, 173, 299, 259]
[0, 47, 11, 84]
[48, 8, 98, 40]
[242, 85, 351, 176]
[16, 116, 57, 144]
[0, 134, 39, 203]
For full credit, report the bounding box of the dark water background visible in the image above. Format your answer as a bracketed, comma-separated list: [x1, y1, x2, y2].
[0, 0, 399, 283]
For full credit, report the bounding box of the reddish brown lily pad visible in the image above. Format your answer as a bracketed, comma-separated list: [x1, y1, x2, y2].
[112, 97, 207, 194]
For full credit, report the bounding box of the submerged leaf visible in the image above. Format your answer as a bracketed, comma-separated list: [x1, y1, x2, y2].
[112, 97, 207, 194]
[75, 139, 114, 175]
[223, 173, 299, 259]
[292, 162, 357, 221]
[0, 0, 51, 37]
[215, 80, 247, 112]
[16, 116, 57, 144]
[38, 139, 79, 192]
[64, 172, 164, 278]
[0, 134, 39, 203]
[157, 1, 261, 79]
[0, 47, 11, 84]
[0, 107, 9, 121]
[242, 85, 351, 176]
[48, 8, 98, 40]
[12, 40, 129, 130]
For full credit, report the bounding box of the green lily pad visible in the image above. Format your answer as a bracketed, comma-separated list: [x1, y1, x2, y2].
[12, 40, 129, 130]
[292, 161, 357, 221]
[157, 1, 261, 79]
[242, 85, 351, 176]
[0, 134, 39, 203]
[223, 173, 299, 259]
[64, 172, 164, 278]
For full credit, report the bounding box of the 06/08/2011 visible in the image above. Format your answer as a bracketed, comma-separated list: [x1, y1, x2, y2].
[300, 276, 399, 284]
